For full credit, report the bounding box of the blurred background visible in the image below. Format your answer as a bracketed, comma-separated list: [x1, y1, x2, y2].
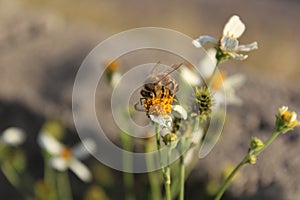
[0, 0, 300, 199]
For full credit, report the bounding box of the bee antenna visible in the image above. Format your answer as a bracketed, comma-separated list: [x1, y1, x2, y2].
[154, 63, 183, 84]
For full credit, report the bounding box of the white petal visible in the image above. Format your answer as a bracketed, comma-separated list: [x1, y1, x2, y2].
[279, 106, 288, 115]
[290, 112, 297, 123]
[223, 74, 245, 90]
[192, 39, 201, 48]
[220, 36, 239, 51]
[38, 132, 63, 155]
[69, 158, 92, 182]
[223, 15, 245, 38]
[226, 93, 243, 105]
[213, 92, 226, 106]
[172, 105, 187, 120]
[193, 36, 218, 47]
[180, 67, 201, 86]
[110, 72, 121, 88]
[199, 48, 217, 78]
[228, 52, 248, 60]
[49, 157, 69, 171]
[150, 115, 172, 128]
[1, 127, 26, 146]
[223, 75, 245, 105]
[191, 128, 204, 145]
[237, 42, 258, 51]
[72, 138, 97, 160]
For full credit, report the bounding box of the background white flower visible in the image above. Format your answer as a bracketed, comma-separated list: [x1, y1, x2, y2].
[180, 66, 201, 86]
[1, 127, 26, 146]
[38, 132, 96, 182]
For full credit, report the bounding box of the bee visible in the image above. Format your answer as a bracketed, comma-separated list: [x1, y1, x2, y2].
[135, 62, 183, 111]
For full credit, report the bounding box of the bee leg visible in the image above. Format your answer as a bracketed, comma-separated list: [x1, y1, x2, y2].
[135, 101, 146, 112]
[161, 86, 165, 98]
[140, 98, 146, 105]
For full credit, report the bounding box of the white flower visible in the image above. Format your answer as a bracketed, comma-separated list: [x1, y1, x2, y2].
[38, 132, 96, 182]
[193, 15, 258, 60]
[150, 114, 173, 128]
[1, 127, 26, 146]
[149, 105, 187, 129]
[213, 74, 245, 106]
[149, 105, 187, 128]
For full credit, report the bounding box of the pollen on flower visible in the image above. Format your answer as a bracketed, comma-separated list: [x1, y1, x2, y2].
[282, 111, 298, 127]
[143, 95, 175, 116]
[61, 147, 72, 160]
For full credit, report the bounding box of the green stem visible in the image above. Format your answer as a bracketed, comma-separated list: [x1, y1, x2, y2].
[1, 162, 20, 187]
[145, 140, 162, 200]
[179, 155, 185, 200]
[164, 166, 171, 200]
[121, 132, 135, 200]
[164, 147, 171, 200]
[171, 118, 201, 198]
[256, 130, 281, 154]
[155, 124, 171, 200]
[214, 130, 282, 200]
[44, 161, 58, 200]
[214, 158, 248, 200]
[207, 61, 220, 88]
[57, 171, 73, 200]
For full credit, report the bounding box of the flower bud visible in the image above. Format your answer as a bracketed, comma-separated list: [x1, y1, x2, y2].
[192, 86, 212, 122]
[162, 133, 178, 148]
[250, 137, 264, 151]
[248, 154, 257, 165]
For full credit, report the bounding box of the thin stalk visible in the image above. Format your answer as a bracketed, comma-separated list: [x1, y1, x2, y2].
[145, 140, 162, 200]
[44, 161, 58, 200]
[214, 158, 248, 200]
[1, 162, 20, 187]
[255, 130, 280, 154]
[155, 124, 171, 200]
[121, 132, 135, 200]
[207, 61, 220, 88]
[163, 147, 172, 200]
[214, 130, 282, 200]
[171, 118, 201, 198]
[179, 155, 185, 200]
[164, 167, 171, 200]
[57, 171, 73, 200]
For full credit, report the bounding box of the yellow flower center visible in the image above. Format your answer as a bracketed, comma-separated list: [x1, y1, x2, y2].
[106, 60, 119, 73]
[61, 147, 72, 160]
[282, 111, 298, 127]
[143, 95, 174, 116]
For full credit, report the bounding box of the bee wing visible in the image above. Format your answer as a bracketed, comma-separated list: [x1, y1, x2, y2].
[146, 62, 184, 84]
[150, 61, 162, 76]
[154, 62, 184, 83]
